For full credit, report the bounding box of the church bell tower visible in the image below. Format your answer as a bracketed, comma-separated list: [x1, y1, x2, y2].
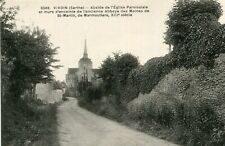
[83, 39, 88, 58]
[78, 39, 93, 82]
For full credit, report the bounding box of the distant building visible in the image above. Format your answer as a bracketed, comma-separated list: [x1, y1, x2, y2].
[35, 83, 63, 103]
[65, 39, 101, 96]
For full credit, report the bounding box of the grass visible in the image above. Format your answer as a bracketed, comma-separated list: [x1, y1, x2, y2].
[30, 103, 60, 146]
[2, 99, 60, 146]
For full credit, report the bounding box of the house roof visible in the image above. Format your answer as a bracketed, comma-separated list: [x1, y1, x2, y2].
[67, 68, 99, 75]
[79, 57, 92, 64]
[68, 68, 79, 74]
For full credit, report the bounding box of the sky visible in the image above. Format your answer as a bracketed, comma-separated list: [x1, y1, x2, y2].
[6, 0, 225, 81]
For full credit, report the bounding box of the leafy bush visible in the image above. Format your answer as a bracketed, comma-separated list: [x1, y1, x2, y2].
[80, 85, 103, 104]
[127, 54, 225, 145]
[79, 94, 125, 122]
[121, 66, 144, 104]
[121, 54, 175, 104]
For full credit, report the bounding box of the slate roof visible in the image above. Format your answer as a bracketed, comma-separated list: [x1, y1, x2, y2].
[67, 68, 100, 75]
[79, 57, 92, 63]
[68, 68, 79, 74]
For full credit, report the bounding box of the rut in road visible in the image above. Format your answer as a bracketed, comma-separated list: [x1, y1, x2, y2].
[57, 98, 179, 146]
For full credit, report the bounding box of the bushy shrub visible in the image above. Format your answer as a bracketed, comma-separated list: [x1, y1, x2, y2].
[121, 66, 144, 104]
[2, 98, 58, 146]
[121, 54, 175, 104]
[82, 85, 103, 103]
[78, 94, 124, 122]
[96, 95, 124, 120]
[127, 54, 225, 145]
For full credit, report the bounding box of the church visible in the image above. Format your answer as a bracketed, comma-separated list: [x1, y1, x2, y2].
[65, 40, 101, 96]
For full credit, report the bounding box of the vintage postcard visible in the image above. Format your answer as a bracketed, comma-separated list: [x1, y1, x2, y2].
[1, 0, 225, 145]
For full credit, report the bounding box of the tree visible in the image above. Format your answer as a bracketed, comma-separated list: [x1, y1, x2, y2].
[99, 56, 116, 93]
[165, 0, 224, 68]
[1, 2, 61, 102]
[10, 28, 61, 101]
[115, 53, 139, 85]
[53, 80, 64, 90]
[99, 52, 139, 95]
[1, 1, 18, 101]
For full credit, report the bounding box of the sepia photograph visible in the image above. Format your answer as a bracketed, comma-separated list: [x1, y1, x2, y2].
[1, 0, 225, 145]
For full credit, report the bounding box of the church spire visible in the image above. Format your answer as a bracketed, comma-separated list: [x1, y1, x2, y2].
[83, 39, 88, 58]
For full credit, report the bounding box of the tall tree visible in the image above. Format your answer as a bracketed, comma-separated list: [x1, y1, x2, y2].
[165, 0, 224, 68]
[1, 2, 61, 102]
[1, 1, 18, 100]
[99, 53, 139, 95]
[115, 53, 139, 85]
[8, 28, 61, 101]
[99, 56, 116, 93]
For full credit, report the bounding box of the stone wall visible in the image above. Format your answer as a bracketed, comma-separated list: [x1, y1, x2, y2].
[35, 83, 62, 103]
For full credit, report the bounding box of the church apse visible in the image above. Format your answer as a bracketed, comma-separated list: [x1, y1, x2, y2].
[65, 39, 101, 96]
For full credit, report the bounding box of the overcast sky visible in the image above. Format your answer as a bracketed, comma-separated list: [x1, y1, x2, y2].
[6, 0, 225, 81]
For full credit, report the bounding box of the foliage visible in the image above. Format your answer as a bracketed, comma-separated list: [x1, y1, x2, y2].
[78, 1, 225, 145]
[2, 23, 61, 102]
[99, 53, 139, 95]
[2, 98, 59, 146]
[121, 54, 175, 104]
[115, 53, 140, 85]
[77, 81, 92, 96]
[1, 0, 61, 103]
[120, 66, 143, 104]
[9, 28, 60, 82]
[1, 2, 61, 145]
[53, 80, 64, 90]
[79, 52, 139, 121]
[165, 0, 224, 68]
[165, 0, 222, 46]
[1, 1, 17, 101]
[84, 85, 103, 103]
[122, 0, 225, 104]
[127, 54, 225, 145]
[99, 56, 116, 93]
[0, 0, 17, 31]
[79, 94, 125, 122]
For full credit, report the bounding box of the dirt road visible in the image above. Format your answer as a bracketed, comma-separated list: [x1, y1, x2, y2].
[57, 98, 178, 146]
